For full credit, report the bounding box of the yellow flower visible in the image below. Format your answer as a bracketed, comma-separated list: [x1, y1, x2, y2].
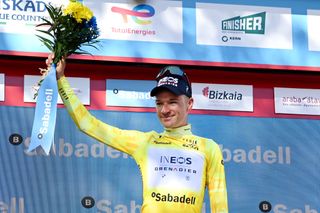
[63, 1, 93, 23]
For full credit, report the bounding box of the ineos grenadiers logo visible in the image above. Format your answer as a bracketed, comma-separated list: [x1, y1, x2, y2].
[158, 77, 178, 87]
[154, 155, 196, 174]
[222, 12, 266, 34]
[160, 156, 192, 165]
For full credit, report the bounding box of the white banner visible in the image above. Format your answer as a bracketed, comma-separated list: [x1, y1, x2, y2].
[274, 87, 320, 115]
[192, 83, 253, 112]
[0, 0, 70, 34]
[196, 3, 293, 49]
[24, 75, 90, 105]
[106, 79, 156, 107]
[88, 0, 183, 43]
[0, 74, 4, 101]
[307, 10, 320, 51]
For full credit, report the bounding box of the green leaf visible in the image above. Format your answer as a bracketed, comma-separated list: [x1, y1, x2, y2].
[36, 35, 54, 45]
[36, 29, 55, 38]
[36, 36, 54, 51]
[74, 50, 90, 55]
[83, 43, 99, 50]
[45, 4, 56, 21]
[36, 22, 52, 28]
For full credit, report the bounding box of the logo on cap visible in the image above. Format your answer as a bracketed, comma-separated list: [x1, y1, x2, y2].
[158, 76, 178, 87]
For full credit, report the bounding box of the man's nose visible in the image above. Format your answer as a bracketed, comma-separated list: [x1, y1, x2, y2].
[161, 104, 170, 114]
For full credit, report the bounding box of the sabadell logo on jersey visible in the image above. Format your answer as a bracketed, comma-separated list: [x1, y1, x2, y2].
[202, 87, 243, 100]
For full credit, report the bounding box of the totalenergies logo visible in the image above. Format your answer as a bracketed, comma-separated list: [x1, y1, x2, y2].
[111, 4, 155, 25]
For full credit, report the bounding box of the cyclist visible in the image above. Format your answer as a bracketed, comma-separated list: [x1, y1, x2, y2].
[49, 56, 228, 213]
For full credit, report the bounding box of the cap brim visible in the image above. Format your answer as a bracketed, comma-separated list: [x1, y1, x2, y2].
[150, 85, 184, 97]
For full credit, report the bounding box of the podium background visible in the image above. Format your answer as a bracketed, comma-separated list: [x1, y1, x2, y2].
[0, 106, 319, 212]
[0, 57, 319, 213]
[0, 0, 320, 211]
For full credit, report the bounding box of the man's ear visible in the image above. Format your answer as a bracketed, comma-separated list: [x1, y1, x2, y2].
[187, 97, 194, 111]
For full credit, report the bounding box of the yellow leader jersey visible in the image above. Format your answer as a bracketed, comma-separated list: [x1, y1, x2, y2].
[58, 76, 228, 213]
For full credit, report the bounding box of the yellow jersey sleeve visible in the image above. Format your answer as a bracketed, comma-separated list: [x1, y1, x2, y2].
[206, 142, 229, 213]
[57, 76, 153, 156]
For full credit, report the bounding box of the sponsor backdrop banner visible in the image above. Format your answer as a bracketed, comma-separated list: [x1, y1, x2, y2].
[0, 74, 4, 101]
[196, 3, 292, 49]
[88, 0, 183, 43]
[106, 79, 156, 107]
[192, 83, 253, 112]
[274, 87, 320, 115]
[24, 75, 91, 105]
[0, 0, 320, 69]
[105, 80, 254, 111]
[0, 106, 319, 213]
[307, 10, 320, 52]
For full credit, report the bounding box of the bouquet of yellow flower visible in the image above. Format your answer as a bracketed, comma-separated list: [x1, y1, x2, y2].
[37, 0, 100, 64]
[33, 0, 99, 98]
[29, 0, 99, 155]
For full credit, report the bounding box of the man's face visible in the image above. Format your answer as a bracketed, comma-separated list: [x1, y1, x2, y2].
[155, 90, 193, 128]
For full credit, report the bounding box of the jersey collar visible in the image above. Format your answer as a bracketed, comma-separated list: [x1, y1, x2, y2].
[163, 124, 192, 137]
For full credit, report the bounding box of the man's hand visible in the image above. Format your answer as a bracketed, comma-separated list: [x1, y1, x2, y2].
[46, 53, 66, 80]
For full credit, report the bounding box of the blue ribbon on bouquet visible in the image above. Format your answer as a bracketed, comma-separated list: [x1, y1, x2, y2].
[29, 64, 58, 155]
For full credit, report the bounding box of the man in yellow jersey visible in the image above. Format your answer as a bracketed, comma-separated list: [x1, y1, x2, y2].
[48, 56, 228, 213]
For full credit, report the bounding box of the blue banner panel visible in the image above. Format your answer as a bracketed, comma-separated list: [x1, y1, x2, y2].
[0, 0, 320, 69]
[0, 106, 319, 212]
